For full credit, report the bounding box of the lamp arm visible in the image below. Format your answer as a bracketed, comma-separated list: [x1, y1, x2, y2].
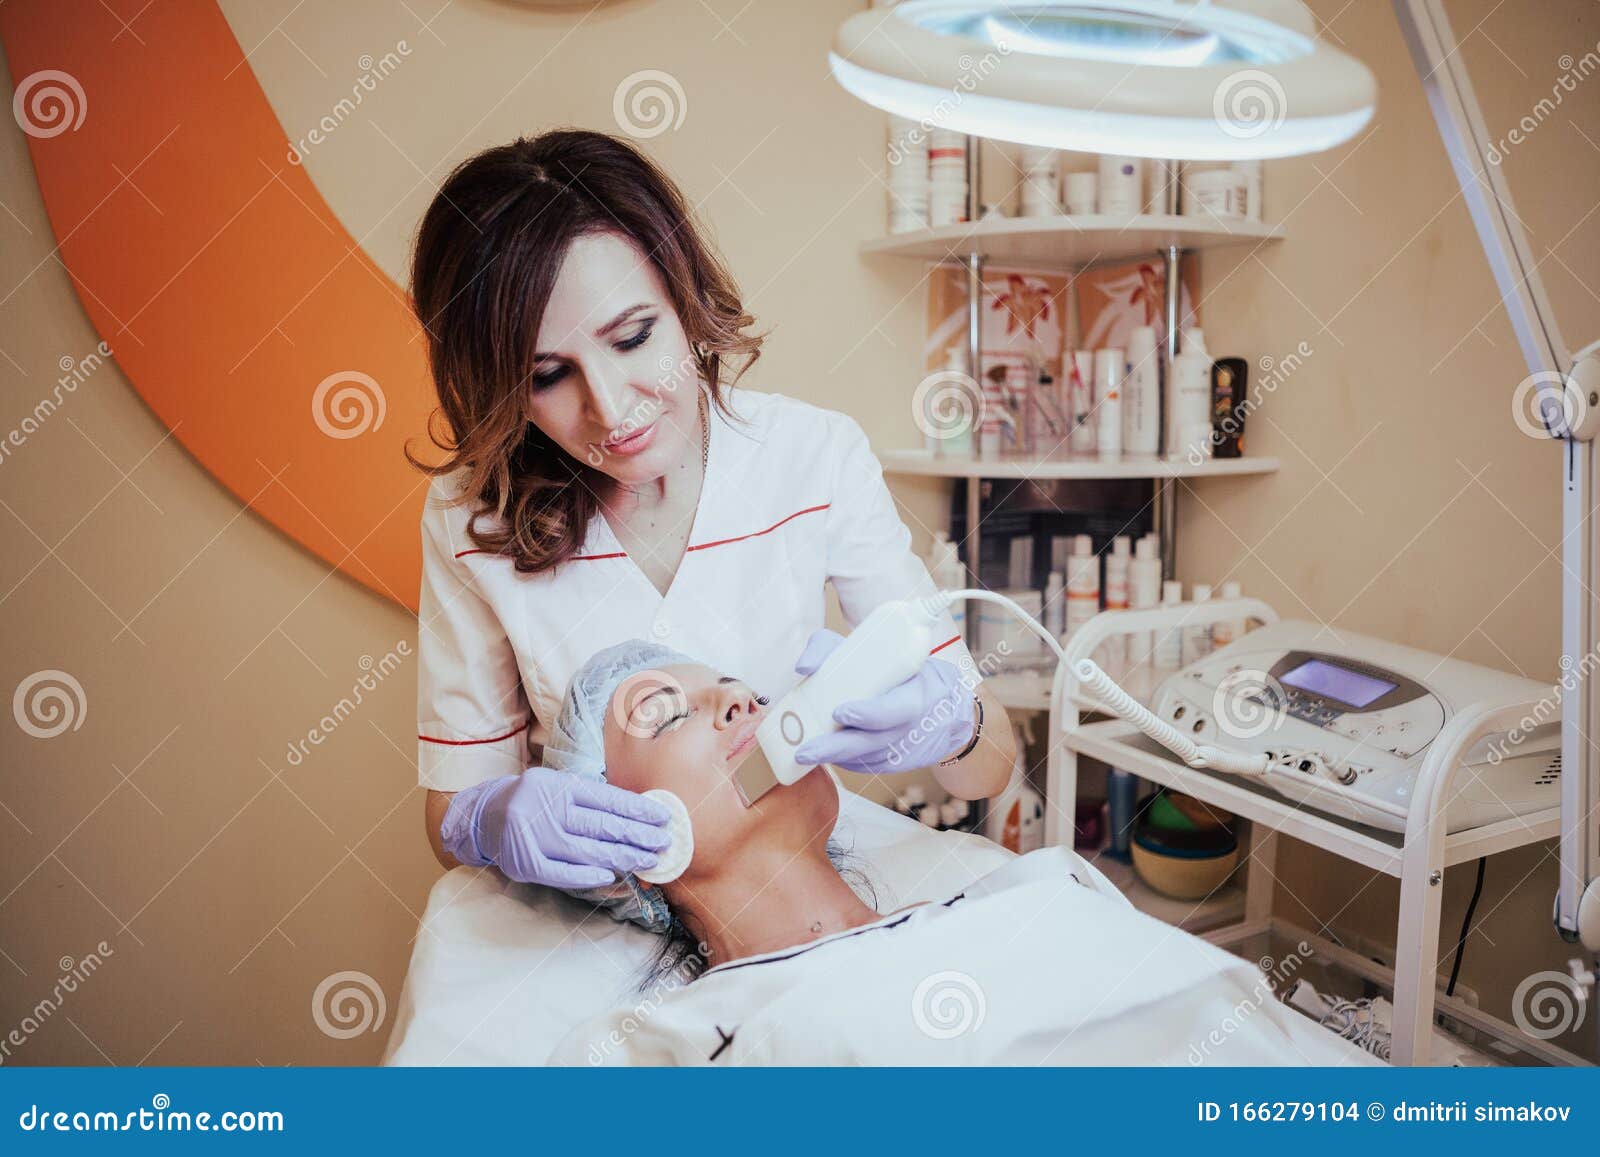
[1393, 0, 1600, 951]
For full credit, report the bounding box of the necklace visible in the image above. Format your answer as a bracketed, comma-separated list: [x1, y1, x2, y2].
[698, 389, 709, 474]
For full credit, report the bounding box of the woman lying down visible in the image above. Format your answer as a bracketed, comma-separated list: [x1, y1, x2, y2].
[535, 639, 1377, 1067]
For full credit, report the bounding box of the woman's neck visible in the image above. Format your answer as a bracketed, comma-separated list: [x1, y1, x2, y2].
[669, 843, 881, 968]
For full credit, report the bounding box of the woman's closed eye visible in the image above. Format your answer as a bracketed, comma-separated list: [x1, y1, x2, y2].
[530, 319, 656, 391]
[652, 707, 691, 737]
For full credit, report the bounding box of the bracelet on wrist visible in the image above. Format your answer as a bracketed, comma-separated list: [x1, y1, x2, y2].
[938, 694, 984, 766]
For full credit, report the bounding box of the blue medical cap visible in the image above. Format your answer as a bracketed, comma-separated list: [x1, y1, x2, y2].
[546, 638, 701, 933]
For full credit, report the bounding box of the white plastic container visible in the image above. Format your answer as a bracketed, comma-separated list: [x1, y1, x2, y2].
[1212, 579, 1244, 649]
[1097, 154, 1143, 215]
[1127, 536, 1162, 669]
[1185, 168, 1244, 218]
[1043, 570, 1065, 639]
[1232, 159, 1263, 221]
[1019, 145, 1061, 217]
[1123, 325, 1160, 457]
[1093, 347, 1124, 462]
[1167, 329, 1214, 461]
[928, 129, 968, 227]
[1101, 535, 1132, 674]
[1155, 579, 1184, 667]
[985, 722, 1043, 854]
[1104, 536, 1131, 612]
[1068, 350, 1096, 454]
[926, 530, 967, 639]
[979, 587, 1043, 667]
[1064, 170, 1097, 215]
[938, 344, 974, 458]
[887, 116, 931, 233]
[1065, 534, 1100, 640]
[1182, 582, 1213, 665]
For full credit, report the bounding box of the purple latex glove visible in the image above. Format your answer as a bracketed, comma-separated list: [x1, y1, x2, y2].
[790, 627, 977, 776]
[440, 767, 672, 889]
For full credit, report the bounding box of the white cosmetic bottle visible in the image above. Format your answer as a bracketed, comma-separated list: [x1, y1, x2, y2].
[1043, 570, 1065, 639]
[1167, 329, 1214, 461]
[1093, 347, 1124, 462]
[1155, 579, 1184, 668]
[1127, 536, 1162, 670]
[1065, 534, 1100, 641]
[1182, 582, 1213, 665]
[1123, 325, 1161, 457]
[1101, 535, 1132, 674]
[1212, 579, 1244, 649]
[1068, 350, 1096, 454]
[925, 530, 967, 638]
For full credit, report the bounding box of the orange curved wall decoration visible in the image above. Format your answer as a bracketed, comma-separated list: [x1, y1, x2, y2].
[2, 0, 436, 612]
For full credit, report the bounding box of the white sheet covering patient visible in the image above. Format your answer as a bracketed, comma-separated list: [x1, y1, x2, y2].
[542, 641, 1378, 1067]
[549, 844, 1375, 1066]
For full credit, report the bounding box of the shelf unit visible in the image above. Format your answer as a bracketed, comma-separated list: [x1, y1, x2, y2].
[864, 142, 1286, 607]
[863, 150, 1288, 969]
[862, 212, 1284, 272]
[1045, 601, 1585, 1067]
[880, 449, 1280, 481]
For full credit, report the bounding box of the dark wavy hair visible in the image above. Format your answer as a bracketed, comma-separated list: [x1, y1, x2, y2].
[406, 129, 768, 573]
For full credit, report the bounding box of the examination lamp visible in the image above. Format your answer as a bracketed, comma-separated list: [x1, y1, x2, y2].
[828, 0, 1600, 963]
[828, 0, 1377, 160]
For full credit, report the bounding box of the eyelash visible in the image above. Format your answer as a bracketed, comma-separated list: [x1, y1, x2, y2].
[651, 691, 768, 736]
[653, 707, 691, 737]
[530, 321, 655, 391]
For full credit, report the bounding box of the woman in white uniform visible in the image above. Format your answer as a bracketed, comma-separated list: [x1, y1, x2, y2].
[408, 129, 1015, 890]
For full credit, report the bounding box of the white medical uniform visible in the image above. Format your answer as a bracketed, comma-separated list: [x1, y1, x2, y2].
[416, 389, 977, 793]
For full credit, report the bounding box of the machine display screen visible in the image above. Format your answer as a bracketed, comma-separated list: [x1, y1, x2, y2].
[1281, 658, 1396, 708]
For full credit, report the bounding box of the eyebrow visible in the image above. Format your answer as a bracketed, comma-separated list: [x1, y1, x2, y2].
[533, 303, 652, 360]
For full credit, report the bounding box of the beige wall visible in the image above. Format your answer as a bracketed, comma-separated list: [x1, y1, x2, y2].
[1190, 0, 1599, 1057]
[1, 0, 1595, 1064]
